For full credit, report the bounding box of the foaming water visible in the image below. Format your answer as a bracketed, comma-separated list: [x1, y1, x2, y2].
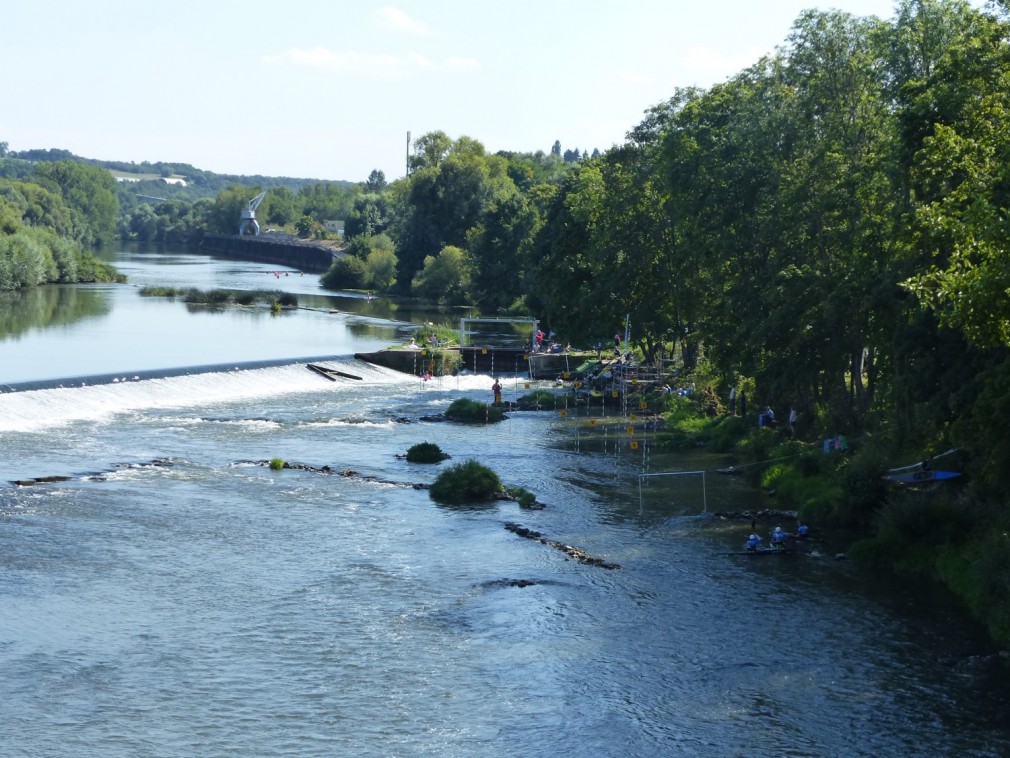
[1, 370, 1009, 757]
[0, 359, 402, 433]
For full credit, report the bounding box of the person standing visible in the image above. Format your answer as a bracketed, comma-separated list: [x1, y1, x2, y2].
[739, 390, 747, 417]
[789, 407, 798, 437]
[729, 385, 737, 416]
[492, 378, 502, 406]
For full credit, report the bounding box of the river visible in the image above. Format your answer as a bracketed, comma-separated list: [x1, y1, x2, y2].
[1, 245, 1008, 757]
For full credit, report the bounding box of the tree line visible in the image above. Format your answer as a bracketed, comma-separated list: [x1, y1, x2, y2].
[0, 160, 119, 288]
[349, 0, 1010, 481]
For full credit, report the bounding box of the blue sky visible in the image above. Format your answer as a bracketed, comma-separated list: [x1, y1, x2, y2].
[0, 0, 983, 183]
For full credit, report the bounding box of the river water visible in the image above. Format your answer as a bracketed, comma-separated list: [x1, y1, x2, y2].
[1, 246, 1008, 757]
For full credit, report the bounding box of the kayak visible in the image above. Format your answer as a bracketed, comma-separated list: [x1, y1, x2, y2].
[727, 547, 795, 556]
[882, 470, 960, 483]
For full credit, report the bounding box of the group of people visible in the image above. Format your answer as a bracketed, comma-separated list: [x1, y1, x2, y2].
[745, 523, 810, 551]
[530, 328, 567, 354]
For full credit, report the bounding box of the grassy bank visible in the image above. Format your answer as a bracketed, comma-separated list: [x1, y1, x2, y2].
[657, 399, 1010, 650]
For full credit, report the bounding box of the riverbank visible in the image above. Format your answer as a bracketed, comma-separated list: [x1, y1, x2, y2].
[659, 406, 1010, 651]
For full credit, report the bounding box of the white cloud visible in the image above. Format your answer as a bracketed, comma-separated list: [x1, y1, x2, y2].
[376, 6, 430, 36]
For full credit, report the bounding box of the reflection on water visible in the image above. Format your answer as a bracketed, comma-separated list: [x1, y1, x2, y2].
[0, 285, 111, 341]
[0, 243, 495, 387]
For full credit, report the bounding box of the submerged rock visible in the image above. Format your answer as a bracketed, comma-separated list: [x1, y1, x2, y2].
[504, 521, 620, 569]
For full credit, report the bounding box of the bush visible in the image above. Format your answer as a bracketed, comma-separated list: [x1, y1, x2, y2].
[321, 256, 366, 290]
[269, 457, 285, 470]
[505, 485, 538, 507]
[139, 285, 185, 297]
[517, 390, 566, 410]
[184, 287, 231, 305]
[429, 459, 502, 505]
[445, 398, 504, 424]
[406, 441, 450, 463]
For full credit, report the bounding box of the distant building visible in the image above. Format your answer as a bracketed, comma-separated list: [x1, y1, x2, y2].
[323, 219, 344, 237]
[160, 177, 187, 186]
[115, 176, 141, 183]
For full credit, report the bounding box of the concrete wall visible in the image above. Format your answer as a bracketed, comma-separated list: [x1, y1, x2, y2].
[201, 233, 341, 273]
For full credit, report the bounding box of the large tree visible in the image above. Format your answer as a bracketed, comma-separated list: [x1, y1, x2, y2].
[33, 160, 118, 246]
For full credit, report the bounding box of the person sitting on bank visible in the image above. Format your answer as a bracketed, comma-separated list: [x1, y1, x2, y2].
[795, 523, 810, 539]
[745, 533, 762, 551]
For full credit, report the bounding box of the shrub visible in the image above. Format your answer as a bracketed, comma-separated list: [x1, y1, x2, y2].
[269, 457, 285, 470]
[517, 390, 566, 410]
[429, 459, 502, 505]
[184, 287, 232, 305]
[406, 441, 449, 463]
[505, 485, 538, 508]
[445, 398, 504, 424]
[321, 256, 366, 290]
[139, 285, 184, 297]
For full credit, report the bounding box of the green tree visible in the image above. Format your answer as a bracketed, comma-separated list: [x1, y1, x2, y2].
[392, 134, 517, 289]
[411, 245, 470, 303]
[466, 190, 539, 312]
[33, 161, 118, 246]
[365, 169, 387, 192]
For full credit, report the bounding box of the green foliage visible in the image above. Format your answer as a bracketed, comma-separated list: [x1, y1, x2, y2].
[761, 460, 843, 515]
[429, 459, 503, 505]
[937, 533, 1010, 647]
[734, 429, 781, 468]
[517, 390, 567, 409]
[33, 160, 118, 246]
[139, 286, 185, 297]
[405, 441, 449, 463]
[705, 415, 751, 453]
[321, 256, 366, 290]
[269, 458, 285, 470]
[415, 324, 457, 346]
[411, 245, 470, 304]
[445, 398, 504, 424]
[185, 288, 232, 305]
[175, 288, 296, 308]
[505, 485, 538, 508]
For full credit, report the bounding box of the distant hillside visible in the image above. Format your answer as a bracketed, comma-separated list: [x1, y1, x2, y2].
[0, 147, 355, 208]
